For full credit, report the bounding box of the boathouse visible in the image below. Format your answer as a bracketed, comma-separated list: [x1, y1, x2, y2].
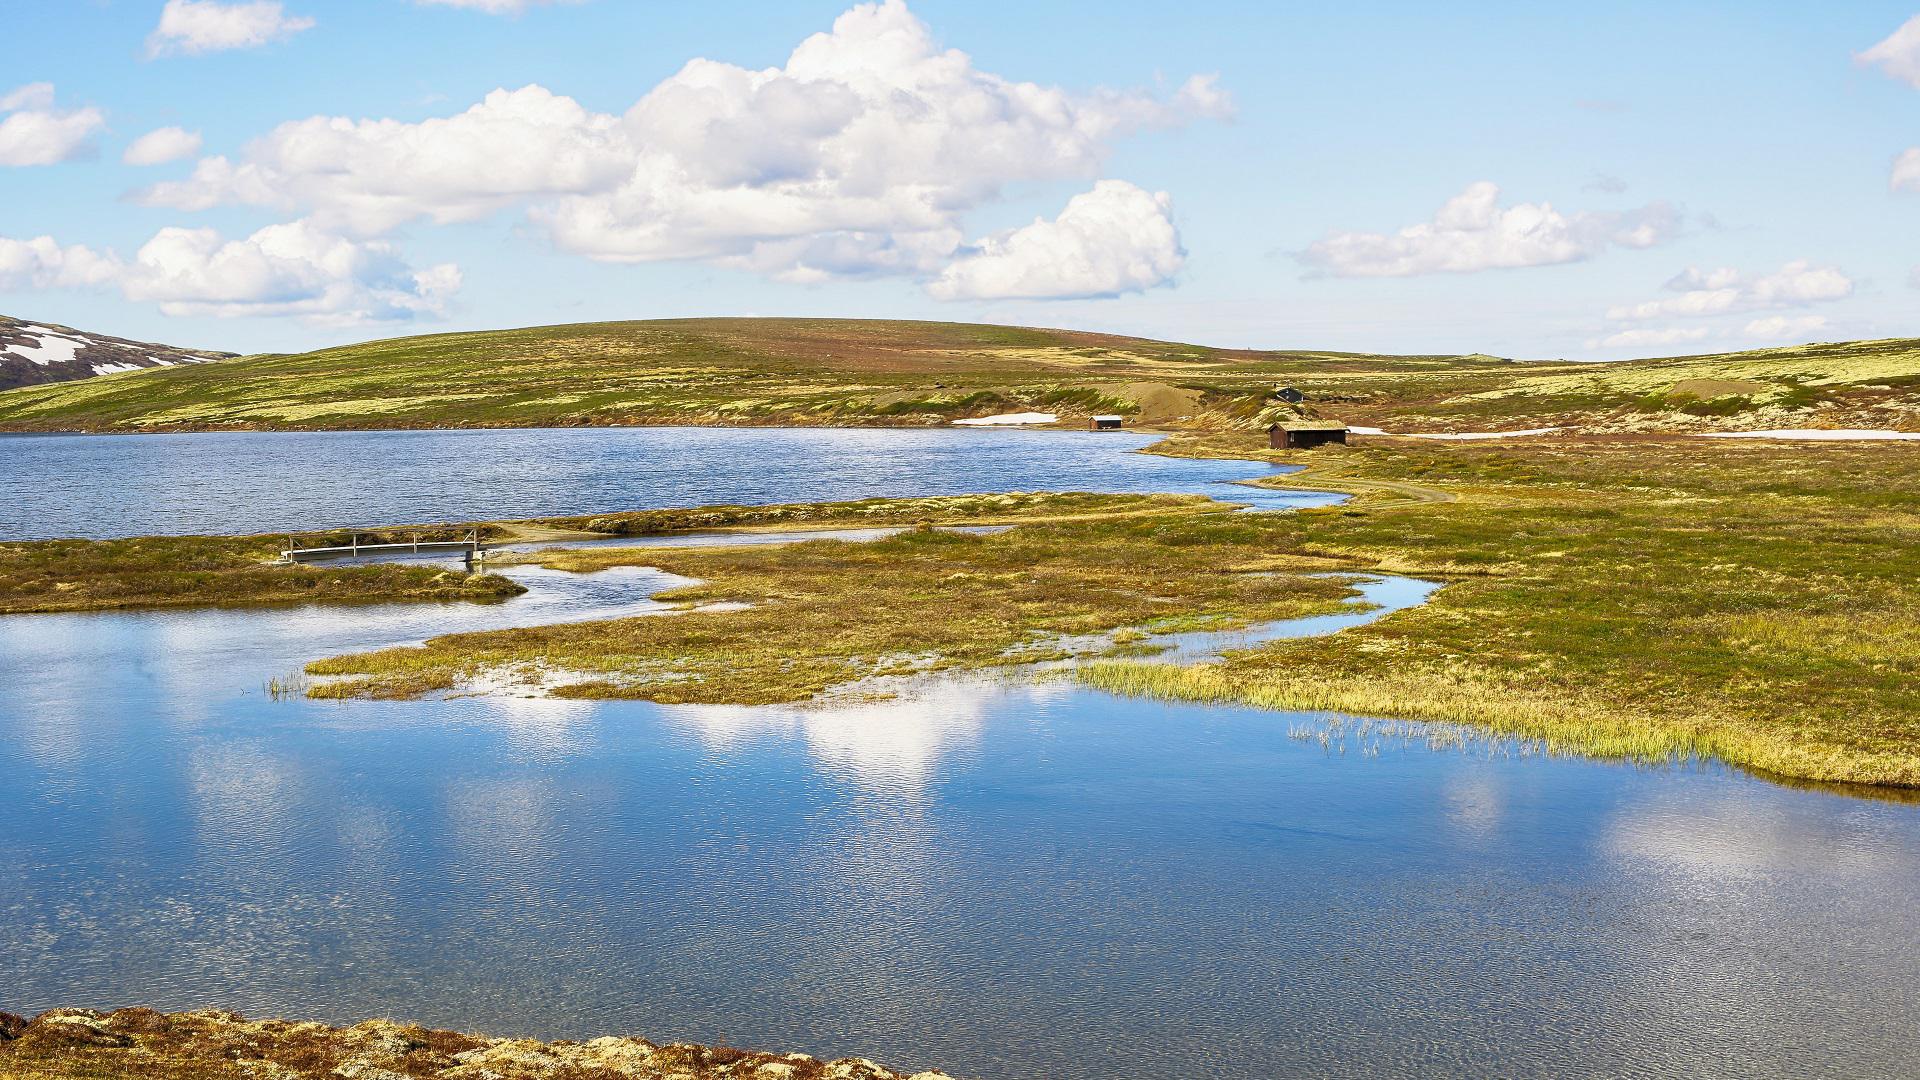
[1090, 415, 1125, 431]
[1270, 423, 1349, 450]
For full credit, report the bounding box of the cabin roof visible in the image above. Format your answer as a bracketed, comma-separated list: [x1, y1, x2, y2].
[1275, 422, 1349, 431]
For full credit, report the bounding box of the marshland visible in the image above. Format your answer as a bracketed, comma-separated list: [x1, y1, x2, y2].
[3, 413, 1920, 1080]
[13, 0, 1920, 1073]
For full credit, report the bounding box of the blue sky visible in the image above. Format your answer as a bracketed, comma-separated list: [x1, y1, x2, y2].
[2, 0, 1917, 359]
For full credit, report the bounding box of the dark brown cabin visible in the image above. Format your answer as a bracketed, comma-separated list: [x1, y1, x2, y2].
[1269, 423, 1348, 450]
[1090, 415, 1125, 430]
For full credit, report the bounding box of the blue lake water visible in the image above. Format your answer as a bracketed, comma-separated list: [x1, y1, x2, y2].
[2, 427, 1918, 1079]
[0, 427, 1336, 540]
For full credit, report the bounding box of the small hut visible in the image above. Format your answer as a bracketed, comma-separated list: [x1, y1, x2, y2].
[1089, 415, 1125, 431]
[1270, 423, 1348, 450]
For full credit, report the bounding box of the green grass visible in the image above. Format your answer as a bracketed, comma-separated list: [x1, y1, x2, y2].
[2, 317, 1913, 436]
[0, 533, 524, 614]
[1097, 434, 1920, 788]
[306, 502, 1360, 705]
[0, 492, 1195, 615]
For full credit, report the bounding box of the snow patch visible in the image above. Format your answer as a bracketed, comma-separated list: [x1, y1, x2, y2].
[90, 362, 143, 376]
[5, 330, 89, 366]
[1406, 427, 1561, 441]
[952, 412, 1059, 427]
[1699, 429, 1920, 441]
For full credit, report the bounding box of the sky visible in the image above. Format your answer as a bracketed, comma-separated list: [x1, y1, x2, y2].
[2, 0, 1918, 360]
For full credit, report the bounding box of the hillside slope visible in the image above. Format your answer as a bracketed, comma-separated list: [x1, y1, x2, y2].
[0, 316, 1913, 434]
[0, 315, 233, 392]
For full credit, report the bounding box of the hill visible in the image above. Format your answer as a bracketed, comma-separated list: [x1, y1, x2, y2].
[0, 316, 1913, 434]
[0, 315, 233, 392]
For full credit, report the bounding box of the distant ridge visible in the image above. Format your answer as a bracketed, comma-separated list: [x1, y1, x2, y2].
[0, 315, 234, 392]
[0, 316, 1911, 435]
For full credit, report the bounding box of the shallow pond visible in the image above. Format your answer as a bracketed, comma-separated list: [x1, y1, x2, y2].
[3, 428, 1918, 1079]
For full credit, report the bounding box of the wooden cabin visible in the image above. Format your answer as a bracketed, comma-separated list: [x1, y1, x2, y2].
[1269, 423, 1348, 450]
[1090, 415, 1125, 430]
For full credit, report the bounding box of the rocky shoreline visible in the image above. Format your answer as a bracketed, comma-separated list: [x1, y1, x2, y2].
[0, 1008, 954, 1080]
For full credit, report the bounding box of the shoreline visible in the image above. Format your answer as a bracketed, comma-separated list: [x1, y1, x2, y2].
[0, 1007, 954, 1080]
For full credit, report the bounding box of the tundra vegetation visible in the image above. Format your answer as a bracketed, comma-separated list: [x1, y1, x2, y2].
[297, 435, 1920, 788]
[303, 495, 1361, 703]
[0, 1008, 950, 1080]
[0, 317, 1915, 436]
[2, 321, 1917, 791]
[0, 493, 1191, 615]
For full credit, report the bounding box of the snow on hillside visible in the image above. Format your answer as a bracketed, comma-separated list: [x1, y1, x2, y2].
[0, 316, 234, 391]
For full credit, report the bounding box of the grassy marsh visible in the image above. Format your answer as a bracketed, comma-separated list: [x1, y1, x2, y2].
[305, 505, 1363, 704]
[0, 534, 524, 614]
[1101, 434, 1920, 787]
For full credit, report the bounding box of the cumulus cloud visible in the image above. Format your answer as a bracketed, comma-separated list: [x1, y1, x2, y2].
[121, 221, 459, 322]
[0, 83, 105, 167]
[0, 236, 122, 291]
[1742, 314, 1829, 341]
[417, 0, 581, 11]
[1299, 181, 1680, 277]
[1893, 147, 1920, 192]
[1591, 326, 1711, 350]
[1605, 260, 1853, 321]
[134, 0, 1226, 292]
[0, 221, 458, 325]
[146, 0, 315, 58]
[928, 181, 1182, 300]
[1858, 15, 1920, 88]
[140, 85, 630, 232]
[123, 126, 204, 166]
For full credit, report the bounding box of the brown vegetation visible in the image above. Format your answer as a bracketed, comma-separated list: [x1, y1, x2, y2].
[0, 1008, 952, 1080]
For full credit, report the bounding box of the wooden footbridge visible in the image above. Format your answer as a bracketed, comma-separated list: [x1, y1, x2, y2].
[279, 529, 494, 569]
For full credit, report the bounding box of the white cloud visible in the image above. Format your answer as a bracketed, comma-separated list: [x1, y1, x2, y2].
[417, 0, 581, 11]
[0, 221, 458, 325]
[1858, 15, 1920, 88]
[1893, 147, 1920, 192]
[1605, 260, 1852, 321]
[928, 181, 1182, 300]
[140, 85, 630, 232]
[1742, 314, 1829, 341]
[123, 126, 204, 166]
[0, 83, 105, 167]
[121, 221, 459, 322]
[0, 236, 122, 291]
[146, 0, 316, 58]
[1300, 181, 1680, 277]
[134, 0, 1226, 289]
[1591, 326, 1711, 350]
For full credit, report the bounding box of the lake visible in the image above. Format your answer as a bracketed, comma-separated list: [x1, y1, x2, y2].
[0, 427, 1337, 540]
[3, 427, 1917, 1079]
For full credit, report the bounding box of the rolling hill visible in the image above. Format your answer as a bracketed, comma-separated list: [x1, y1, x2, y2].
[0, 315, 233, 392]
[0, 316, 1913, 435]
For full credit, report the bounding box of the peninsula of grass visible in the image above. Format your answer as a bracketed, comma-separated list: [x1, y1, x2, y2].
[0, 491, 1211, 615]
[305, 504, 1363, 704]
[0, 533, 525, 614]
